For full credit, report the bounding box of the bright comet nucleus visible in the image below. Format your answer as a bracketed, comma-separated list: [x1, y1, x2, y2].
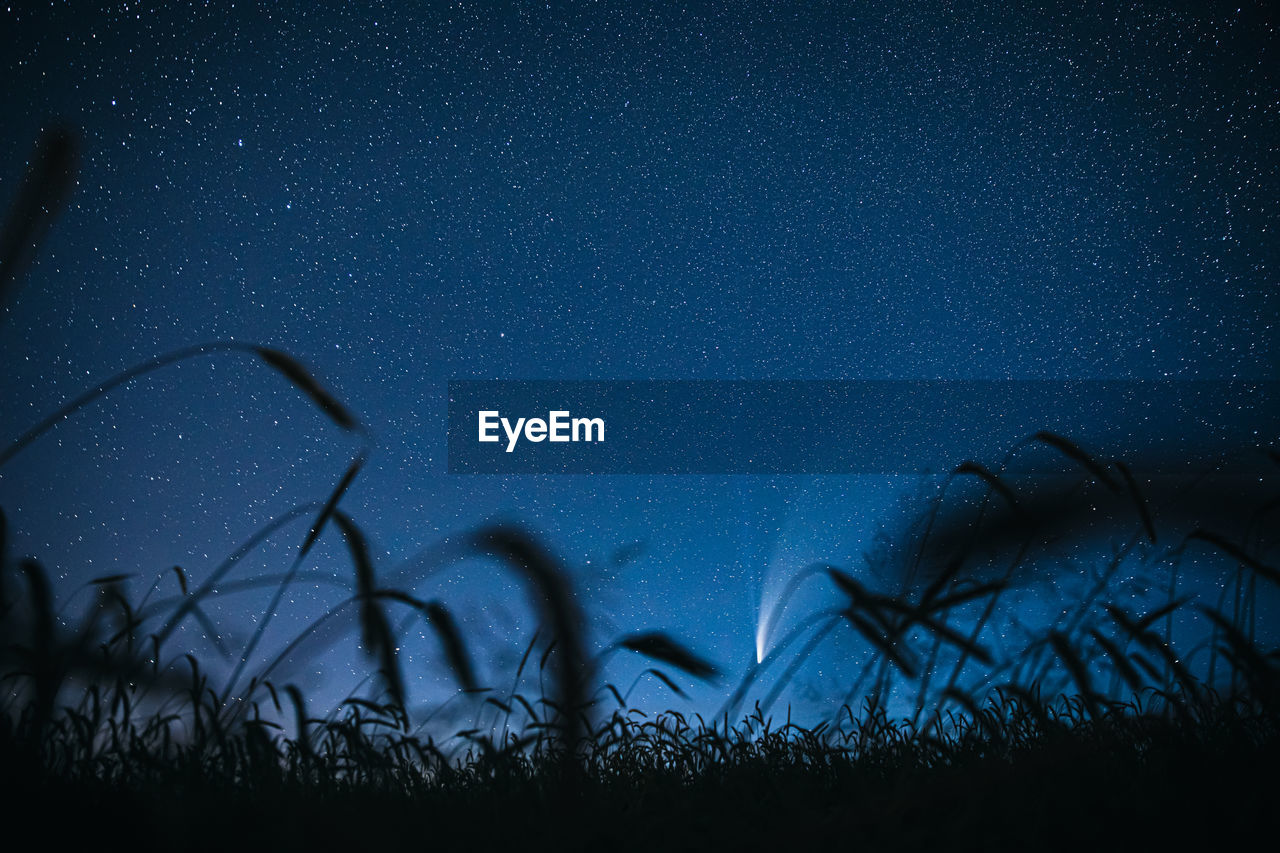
[755, 593, 779, 665]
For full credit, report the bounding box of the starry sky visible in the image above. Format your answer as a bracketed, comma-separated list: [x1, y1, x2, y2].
[0, 1, 1275, 725]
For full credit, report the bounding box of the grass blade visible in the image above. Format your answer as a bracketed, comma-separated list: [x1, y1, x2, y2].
[256, 347, 359, 431]
[1030, 431, 1120, 492]
[616, 632, 719, 681]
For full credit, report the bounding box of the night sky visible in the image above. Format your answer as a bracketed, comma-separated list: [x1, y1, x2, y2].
[1, 1, 1275, 725]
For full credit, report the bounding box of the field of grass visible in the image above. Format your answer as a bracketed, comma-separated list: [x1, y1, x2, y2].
[2, 127, 1278, 850]
[3, 668, 1276, 850]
